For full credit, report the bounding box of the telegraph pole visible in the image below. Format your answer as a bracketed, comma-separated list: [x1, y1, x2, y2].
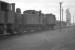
[59, 2, 62, 31]
[73, 16, 74, 24]
[61, 8, 63, 27]
[39, 10, 41, 30]
[62, 8, 63, 21]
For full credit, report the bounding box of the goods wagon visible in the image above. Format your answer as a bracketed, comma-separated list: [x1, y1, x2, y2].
[43, 14, 56, 30]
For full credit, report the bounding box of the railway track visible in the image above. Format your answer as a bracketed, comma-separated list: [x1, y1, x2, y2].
[0, 25, 74, 36]
[0, 25, 74, 41]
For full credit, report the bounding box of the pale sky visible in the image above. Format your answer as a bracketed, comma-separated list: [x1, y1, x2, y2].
[2, 0, 75, 23]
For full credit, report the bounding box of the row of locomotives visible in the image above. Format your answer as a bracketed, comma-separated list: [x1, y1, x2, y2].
[43, 14, 56, 30]
[0, 1, 56, 35]
[0, 1, 15, 35]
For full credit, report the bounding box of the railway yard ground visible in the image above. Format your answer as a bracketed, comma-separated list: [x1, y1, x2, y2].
[0, 26, 75, 50]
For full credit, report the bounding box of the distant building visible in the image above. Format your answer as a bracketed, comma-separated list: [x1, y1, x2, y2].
[66, 9, 71, 25]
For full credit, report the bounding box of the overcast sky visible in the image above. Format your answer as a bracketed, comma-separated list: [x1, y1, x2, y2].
[2, 0, 75, 23]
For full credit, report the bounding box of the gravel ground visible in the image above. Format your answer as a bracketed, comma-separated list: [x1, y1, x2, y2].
[0, 26, 75, 50]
